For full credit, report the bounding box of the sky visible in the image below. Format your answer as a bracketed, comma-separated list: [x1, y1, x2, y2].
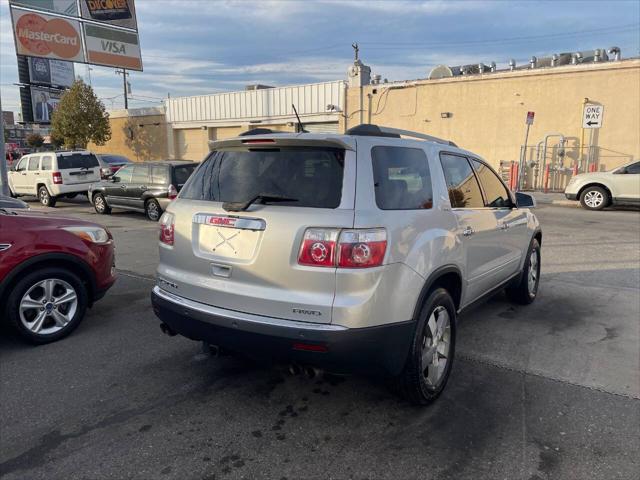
[1, 0, 639, 115]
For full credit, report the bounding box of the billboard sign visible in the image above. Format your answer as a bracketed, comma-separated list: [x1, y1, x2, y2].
[11, 8, 84, 63]
[84, 23, 142, 71]
[9, 0, 78, 17]
[28, 57, 75, 88]
[80, 0, 138, 30]
[31, 86, 63, 124]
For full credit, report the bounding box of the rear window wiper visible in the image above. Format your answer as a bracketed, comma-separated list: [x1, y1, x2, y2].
[223, 194, 298, 212]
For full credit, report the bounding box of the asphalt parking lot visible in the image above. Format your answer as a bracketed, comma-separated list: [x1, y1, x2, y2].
[1, 198, 639, 480]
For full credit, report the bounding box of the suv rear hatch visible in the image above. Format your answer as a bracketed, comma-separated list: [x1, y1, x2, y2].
[159, 137, 356, 324]
[57, 152, 101, 185]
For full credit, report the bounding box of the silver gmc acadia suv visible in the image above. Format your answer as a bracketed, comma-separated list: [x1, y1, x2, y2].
[151, 124, 541, 404]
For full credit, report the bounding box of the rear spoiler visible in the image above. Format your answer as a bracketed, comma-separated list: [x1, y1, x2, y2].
[208, 135, 355, 152]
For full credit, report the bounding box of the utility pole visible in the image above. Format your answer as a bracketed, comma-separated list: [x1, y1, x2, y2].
[0, 95, 8, 196]
[115, 69, 129, 109]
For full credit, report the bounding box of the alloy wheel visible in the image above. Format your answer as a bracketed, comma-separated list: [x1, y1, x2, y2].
[95, 195, 105, 212]
[421, 306, 451, 388]
[19, 278, 78, 335]
[584, 190, 604, 208]
[528, 249, 539, 295]
[147, 201, 159, 220]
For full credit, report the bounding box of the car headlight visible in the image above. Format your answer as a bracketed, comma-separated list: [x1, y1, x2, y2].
[63, 226, 110, 244]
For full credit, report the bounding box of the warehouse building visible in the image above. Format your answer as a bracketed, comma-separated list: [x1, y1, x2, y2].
[91, 49, 639, 192]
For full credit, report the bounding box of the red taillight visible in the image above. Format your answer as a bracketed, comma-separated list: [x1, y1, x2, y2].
[297, 228, 387, 268]
[297, 228, 339, 267]
[52, 171, 63, 184]
[168, 184, 178, 200]
[159, 212, 175, 246]
[337, 229, 387, 268]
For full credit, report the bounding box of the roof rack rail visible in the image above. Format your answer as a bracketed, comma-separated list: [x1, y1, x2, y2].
[346, 124, 457, 147]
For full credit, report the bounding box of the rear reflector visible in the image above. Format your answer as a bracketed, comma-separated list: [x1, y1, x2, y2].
[159, 212, 175, 246]
[292, 343, 328, 353]
[52, 171, 63, 184]
[168, 184, 178, 200]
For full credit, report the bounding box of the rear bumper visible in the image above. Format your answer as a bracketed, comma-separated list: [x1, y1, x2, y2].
[51, 183, 95, 196]
[151, 286, 415, 375]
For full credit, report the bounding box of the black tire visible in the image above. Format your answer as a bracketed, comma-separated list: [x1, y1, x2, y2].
[145, 198, 162, 221]
[6, 267, 88, 344]
[93, 193, 111, 214]
[579, 186, 609, 211]
[395, 288, 456, 405]
[38, 185, 56, 207]
[506, 238, 541, 305]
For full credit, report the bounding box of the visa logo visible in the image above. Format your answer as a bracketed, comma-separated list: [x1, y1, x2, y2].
[101, 40, 126, 54]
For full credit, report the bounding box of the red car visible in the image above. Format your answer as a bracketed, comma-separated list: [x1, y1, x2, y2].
[0, 208, 116, 344]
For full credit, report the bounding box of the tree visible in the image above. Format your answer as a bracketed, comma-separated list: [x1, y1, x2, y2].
[26, 132, 44, 149]
[51, 80, 111, 149]
[49, 132, 65, 149]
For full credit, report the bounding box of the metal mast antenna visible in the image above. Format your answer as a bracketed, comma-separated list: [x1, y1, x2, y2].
[352, 42, 359, 62]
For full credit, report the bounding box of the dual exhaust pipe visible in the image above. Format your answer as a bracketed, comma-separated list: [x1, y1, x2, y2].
[288, 363, 323, 379]
[160, 323, 323, 379]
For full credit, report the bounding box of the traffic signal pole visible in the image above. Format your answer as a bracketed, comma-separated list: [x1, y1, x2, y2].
[0, 95, 9, 196]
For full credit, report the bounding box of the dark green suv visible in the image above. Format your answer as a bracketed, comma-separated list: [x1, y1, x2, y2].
[88, 160, 197, 221]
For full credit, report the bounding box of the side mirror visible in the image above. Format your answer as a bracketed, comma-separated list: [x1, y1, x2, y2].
[111, 176, 120, 183]
[515, 192, 536, 208]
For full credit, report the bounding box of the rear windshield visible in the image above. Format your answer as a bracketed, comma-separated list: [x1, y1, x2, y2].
[180, 147, 344, 208]
[56, 153, 99, 169]
[101, 155, 130, 164]
[172, 165, 196, 186]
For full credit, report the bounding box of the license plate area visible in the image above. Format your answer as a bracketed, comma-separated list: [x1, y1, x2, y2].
[193, 213, 265, 262]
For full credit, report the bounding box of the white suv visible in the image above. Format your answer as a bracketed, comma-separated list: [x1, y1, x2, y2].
[9, 151, 101, 207]
[151, 125, 542, 404]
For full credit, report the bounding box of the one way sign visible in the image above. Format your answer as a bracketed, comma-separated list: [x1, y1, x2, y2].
[583, 104, 604, 129]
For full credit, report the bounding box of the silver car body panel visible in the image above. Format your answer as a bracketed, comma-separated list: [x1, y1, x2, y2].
[158, 132, 540, 329]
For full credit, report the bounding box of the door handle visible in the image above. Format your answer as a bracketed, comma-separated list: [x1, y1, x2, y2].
[463, 226, 474, 237]
[121, 185, 127, 189]
[140, 185, 147, 190]
[498, 222, 509, 230]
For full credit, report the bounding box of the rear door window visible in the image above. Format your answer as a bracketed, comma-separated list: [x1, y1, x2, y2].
[28, 156, 40, 170]
[172, 165, 195, 186]
[439, 153, 484, 208]
[56, 153, 99, 169]
[41, 155, 53, 170]
[132, 165, 149, 184]
[471, 159, 513, 208]
[372, 146, 433, 210]
[151, 166, 169, 184]
[180, 147, 344, 208]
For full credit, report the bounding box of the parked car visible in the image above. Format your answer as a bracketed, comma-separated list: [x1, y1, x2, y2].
[565, 160, 640, 210]
[151, 125, 541, 405]
[97, 154, 132, 179]
[0, 194, 29, 210]
[8, 150, 101, 207]
[0, 208, 116, 344]
[89, 160, 198, 221]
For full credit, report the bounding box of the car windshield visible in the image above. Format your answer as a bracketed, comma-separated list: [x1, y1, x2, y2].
[101, 155, 131, 164]
[57, 153, 99, 169]
[180, 147, 344, 208]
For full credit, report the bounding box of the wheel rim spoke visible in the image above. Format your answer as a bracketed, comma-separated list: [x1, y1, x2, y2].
[54, 289, 77, 306]
[51, 309, 70, 327]
[30, 310, 48, 333]
[20, 297, 42, 310]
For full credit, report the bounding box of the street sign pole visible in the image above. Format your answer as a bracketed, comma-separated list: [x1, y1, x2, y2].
[0, 95, 9, 197]
[517, 111, 535, 191]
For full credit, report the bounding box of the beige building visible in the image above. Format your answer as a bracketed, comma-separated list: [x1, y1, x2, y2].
[342, 58, 640, 188]
[93, 57, 639, 192]
[88, 107, 169, 161]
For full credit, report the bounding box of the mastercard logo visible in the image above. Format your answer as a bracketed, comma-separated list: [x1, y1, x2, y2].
[16, 13, 81, 59]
